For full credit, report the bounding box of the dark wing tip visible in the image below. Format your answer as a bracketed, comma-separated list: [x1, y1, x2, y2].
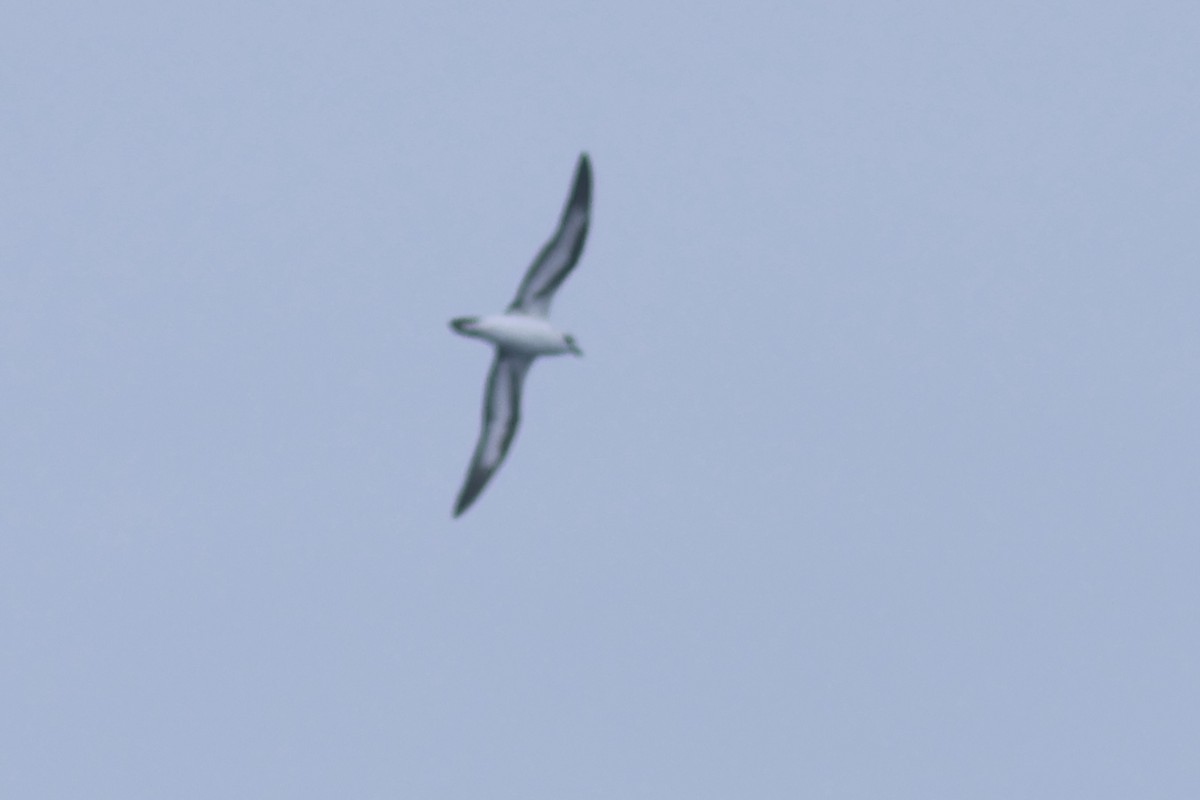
[453, 472, 485, 517]
[569, 152, 592, 211]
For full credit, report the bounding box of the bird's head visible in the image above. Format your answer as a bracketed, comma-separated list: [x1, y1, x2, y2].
[450, 317, 479, 336]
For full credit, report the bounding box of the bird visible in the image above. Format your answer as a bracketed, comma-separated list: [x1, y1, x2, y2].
[449, 153, 592, 517]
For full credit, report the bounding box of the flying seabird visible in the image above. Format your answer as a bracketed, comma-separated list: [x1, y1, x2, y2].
[449, 153, 592, 517]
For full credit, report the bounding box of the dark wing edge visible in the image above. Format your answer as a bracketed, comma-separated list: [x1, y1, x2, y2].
[453, 351, 534, 517]
[507, 153, 592, 316]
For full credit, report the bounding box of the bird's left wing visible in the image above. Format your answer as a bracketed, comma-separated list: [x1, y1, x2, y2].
[507, 153, 592, 317]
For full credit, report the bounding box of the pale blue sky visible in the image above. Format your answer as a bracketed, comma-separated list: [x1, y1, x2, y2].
[2, 2, 1198, 797]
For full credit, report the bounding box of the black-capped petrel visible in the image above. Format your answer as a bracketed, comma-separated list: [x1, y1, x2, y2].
[449, 153, 592, 517]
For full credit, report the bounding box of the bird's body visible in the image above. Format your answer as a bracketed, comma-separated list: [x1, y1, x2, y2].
[451, 314, 581, 357]
[449, 154, 593, 517]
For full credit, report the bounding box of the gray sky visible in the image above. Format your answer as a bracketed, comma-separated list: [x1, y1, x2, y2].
[3, 1, 1198, 797]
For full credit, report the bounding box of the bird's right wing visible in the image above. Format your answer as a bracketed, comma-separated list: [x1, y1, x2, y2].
[453, 350, 534, 517]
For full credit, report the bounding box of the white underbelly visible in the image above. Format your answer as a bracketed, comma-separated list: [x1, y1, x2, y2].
[474, 314, 570, 355]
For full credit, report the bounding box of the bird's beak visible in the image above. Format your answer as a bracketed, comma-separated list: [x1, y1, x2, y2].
[450, 317, 477, 335]
[568, 341, 583, 357]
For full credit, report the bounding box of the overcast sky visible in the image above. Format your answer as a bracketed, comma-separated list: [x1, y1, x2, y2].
[3, 2, 1198, 797]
